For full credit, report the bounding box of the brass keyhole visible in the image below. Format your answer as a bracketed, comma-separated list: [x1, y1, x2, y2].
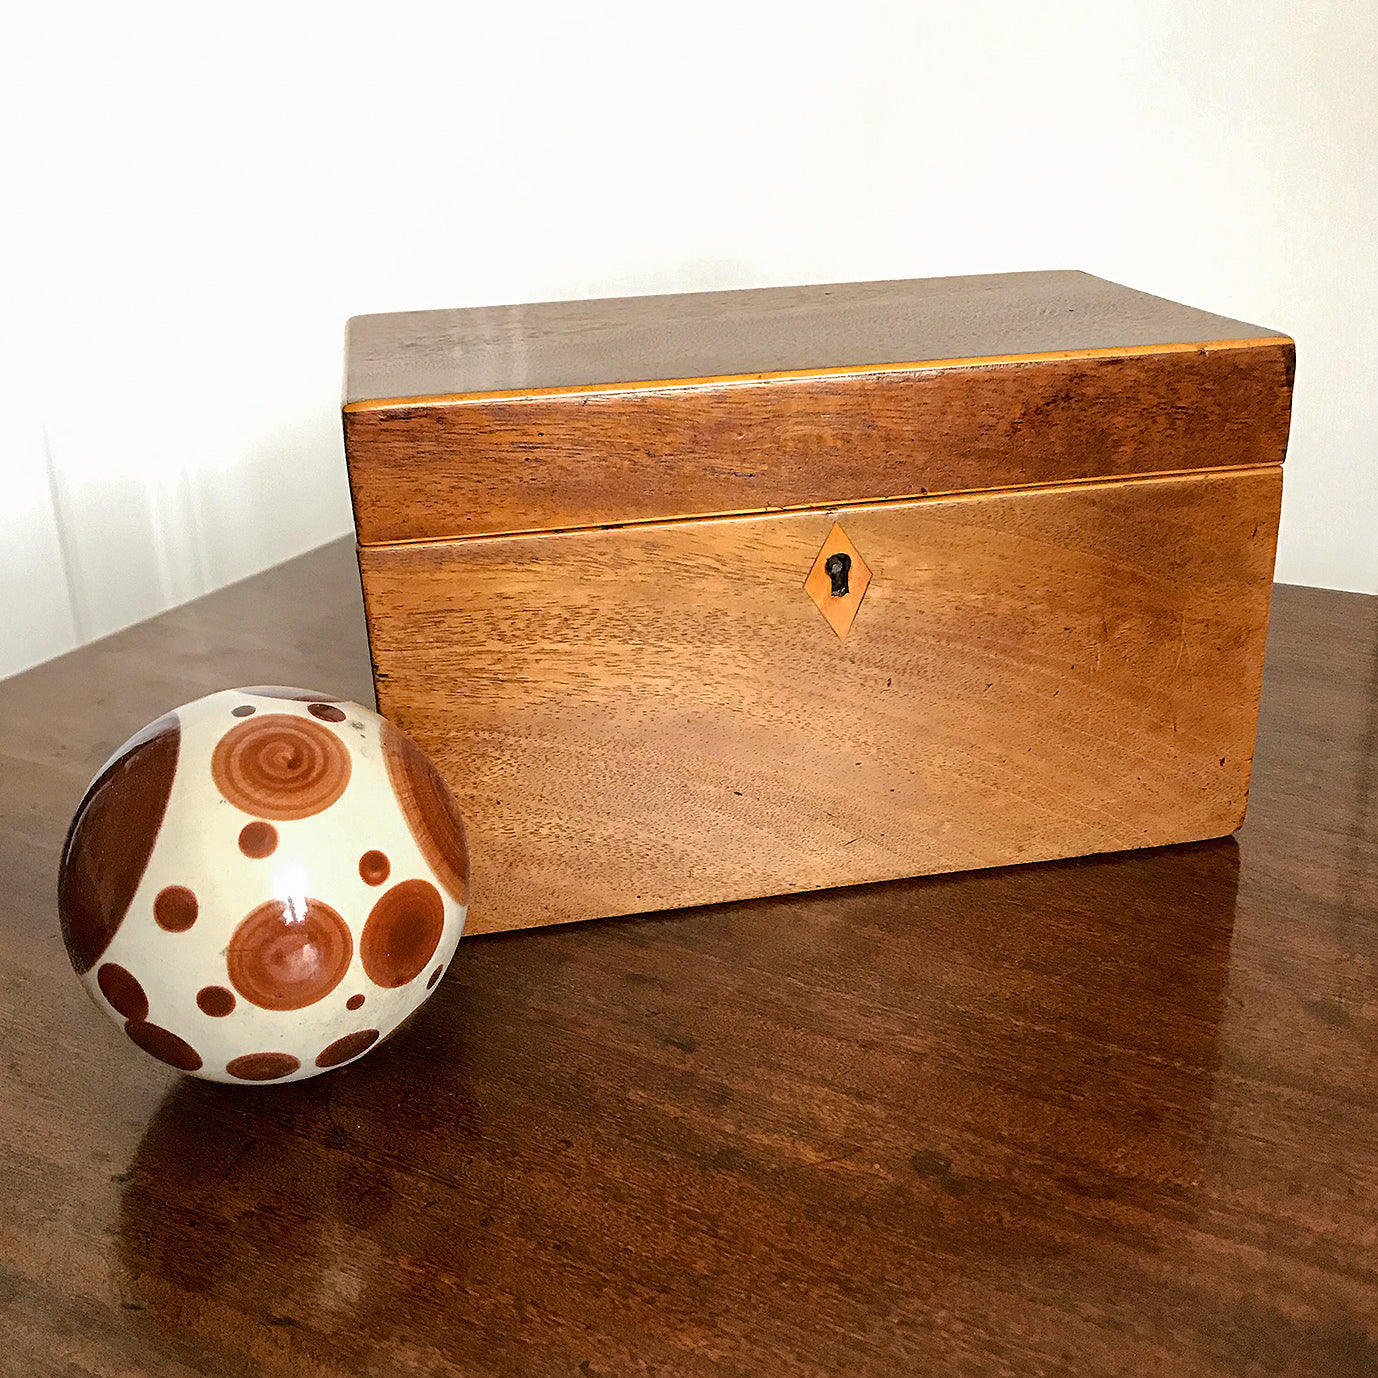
[824, 552, 851, 597]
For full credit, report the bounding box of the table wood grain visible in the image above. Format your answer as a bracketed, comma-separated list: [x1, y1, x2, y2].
[1, 538, 1375, 1378]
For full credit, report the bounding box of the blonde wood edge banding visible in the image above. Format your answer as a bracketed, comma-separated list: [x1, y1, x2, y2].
[343, 336, 1293, 413]
[357, 463, 1284, 552]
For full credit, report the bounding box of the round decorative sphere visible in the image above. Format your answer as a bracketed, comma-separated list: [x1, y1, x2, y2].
[57, 686, 470, 1083]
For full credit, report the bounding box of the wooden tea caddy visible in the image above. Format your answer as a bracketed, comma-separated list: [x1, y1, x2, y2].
[343, 271, 1293, 935]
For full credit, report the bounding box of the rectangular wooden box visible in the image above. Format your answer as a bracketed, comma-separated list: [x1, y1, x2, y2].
[343, 271, 1293, 934]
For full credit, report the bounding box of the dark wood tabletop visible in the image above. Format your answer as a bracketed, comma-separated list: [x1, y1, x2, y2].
[2, 538, 1375, 1378]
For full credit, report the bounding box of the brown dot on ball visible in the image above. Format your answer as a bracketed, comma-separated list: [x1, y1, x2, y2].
[238, 820, 278, 858]
[427, 964, 444, 990]
[231, 704, 256, 717]
[346, 993, 365, 1010]
[58, 713, 180, 973]
[196, 985, 236, 1017]
[360, 878, 445, 989]
[97, 962, 149, 1021]
[308, 702, 346, 723]
[211, 714, 351, 821]
[358, 849, 390, 886]
[125, 1020, 202, 1072]
[154, 885, 198, 932]
[381, 723, 470, 905]
[314, 1029, 379, 1068]
[226, 1051, 300, 1081]
[227, 897, 352, 1011]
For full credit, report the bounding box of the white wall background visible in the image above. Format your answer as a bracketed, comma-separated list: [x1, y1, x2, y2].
[1, 0, 1374, 681]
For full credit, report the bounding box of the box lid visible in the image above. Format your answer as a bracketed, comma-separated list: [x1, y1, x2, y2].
[344, 270, 1293, 545]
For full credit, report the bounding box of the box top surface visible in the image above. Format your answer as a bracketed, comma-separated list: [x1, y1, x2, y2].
[345, 269, 1286, 407]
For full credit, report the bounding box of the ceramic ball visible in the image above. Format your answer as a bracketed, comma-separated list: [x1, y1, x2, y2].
[58, 686, 470, 1083]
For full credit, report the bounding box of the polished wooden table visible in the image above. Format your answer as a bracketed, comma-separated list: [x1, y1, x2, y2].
[2, 539, 1375, 1377]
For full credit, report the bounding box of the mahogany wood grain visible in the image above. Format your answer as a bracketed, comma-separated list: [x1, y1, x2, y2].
[344, 339, 1293, 545]
[0, 543, 1374, 1377]
[360, 467, 1282, 934]
[344, 270, 1287, 404]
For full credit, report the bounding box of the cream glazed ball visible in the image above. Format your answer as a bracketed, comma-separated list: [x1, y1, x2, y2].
[58, 687, 470, 1083]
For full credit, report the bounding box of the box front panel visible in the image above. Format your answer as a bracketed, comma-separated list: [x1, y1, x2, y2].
[359, 466, 1281, 934]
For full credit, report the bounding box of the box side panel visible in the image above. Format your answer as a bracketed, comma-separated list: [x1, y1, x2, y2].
[345, 342, 1293, 544]
[360, 467, 1283, 935]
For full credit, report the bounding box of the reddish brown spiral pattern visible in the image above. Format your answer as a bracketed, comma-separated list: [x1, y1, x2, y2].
[227, 898, 353, 1011]
[380, 723, 471, 905]
[211, 714, 350, 821]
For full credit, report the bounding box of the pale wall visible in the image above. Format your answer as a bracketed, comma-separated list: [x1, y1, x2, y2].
[1, 0, 1373, 680]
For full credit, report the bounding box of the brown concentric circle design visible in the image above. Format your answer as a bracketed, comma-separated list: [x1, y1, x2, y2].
[238, 821, 278, 858]
[226, 1052, 300, 1081]
[380, 723, 471, 905]
[227, 898, 353, 1011]
[314, 1029, 379, 1068]
[125, 1020, 203, 1072]
[211, 714, 350, 821]
[360, 879, 445, 988]
[98, 963, 149, 1021]
[58, 713, 180, 973]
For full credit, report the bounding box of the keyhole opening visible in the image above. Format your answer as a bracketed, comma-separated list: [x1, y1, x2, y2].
[824, 552, 851, 597]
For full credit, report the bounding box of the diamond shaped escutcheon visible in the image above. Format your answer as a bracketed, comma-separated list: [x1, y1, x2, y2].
[804, 524, 872, 639]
